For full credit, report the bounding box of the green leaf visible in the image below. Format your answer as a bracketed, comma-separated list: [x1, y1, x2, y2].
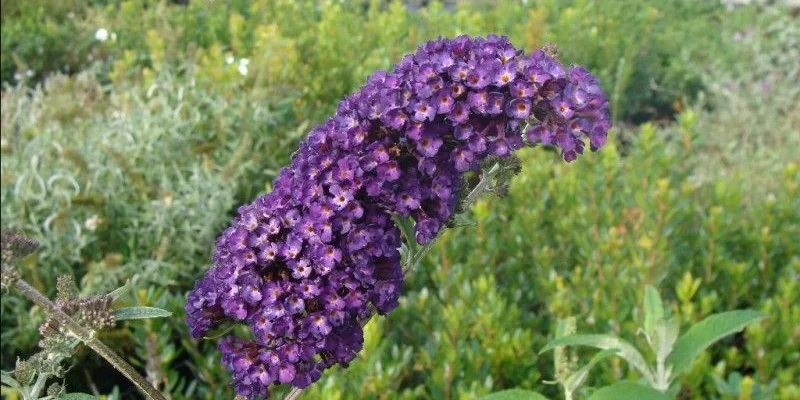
[59, 393, 100, 400]
[644, 285, 664, 336]
[540, 334, 653, 382]
[202, 320, 237, 340]
[652, 318, 680, 363]
[0, 371, 20, 389]
[112, 306, 172, 321]
[564, 349, 618, 393]
[108, 279, 131, 304]
[587, 382, 672, 400]
[667, 310, 767, 376]
[477, 389, 550, 400]
[393, 216, 418, 254]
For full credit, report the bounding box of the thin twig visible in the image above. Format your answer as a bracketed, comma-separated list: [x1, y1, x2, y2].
[283, 387, 303, 400]
[462, 163, 501, 208]
[13, 279, 167, 400]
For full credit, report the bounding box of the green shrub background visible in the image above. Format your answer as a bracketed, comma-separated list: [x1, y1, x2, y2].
[1, 1, 798, 399]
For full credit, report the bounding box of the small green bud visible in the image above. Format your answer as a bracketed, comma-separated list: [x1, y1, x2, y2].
[76, 295, 115, 330]
[56, 275, 79, 301]
[1, 265, 20, 288]
[14, 358, 35, 385]
[47, 382, 63, 396]
[554, 317, 577, 381]
[543, 43, 559, 58]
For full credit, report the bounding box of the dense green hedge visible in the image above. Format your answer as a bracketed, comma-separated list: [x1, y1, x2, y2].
[1, 1, 797, 399]
[3, 0, 737, 122]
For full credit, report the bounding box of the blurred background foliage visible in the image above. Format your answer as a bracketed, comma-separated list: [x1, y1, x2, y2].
[1, 0, 798, 399]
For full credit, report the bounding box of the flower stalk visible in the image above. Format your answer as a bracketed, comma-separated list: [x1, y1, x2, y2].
[12, 278, 167, 400]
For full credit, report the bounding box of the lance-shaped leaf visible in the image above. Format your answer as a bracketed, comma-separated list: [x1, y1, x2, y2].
[586, 382, 672, 400]
[564, 349, 618, 393]
[0, 371, 20, 389]
[643, 285, 664, 336]
[112, 306, 172, 321]
[59, 393, 100, 400]
[540, 335, 654, 383]
[392, 216, 418, 255]
[667, 310, 767, 376]
[477, 389, 550, 400]
[652, 317, 680, 363]
[108, 279, 131, 304]
[202, 320, 237, 340]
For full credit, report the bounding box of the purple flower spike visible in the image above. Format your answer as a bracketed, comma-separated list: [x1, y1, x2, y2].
[187, 35, 610, 399]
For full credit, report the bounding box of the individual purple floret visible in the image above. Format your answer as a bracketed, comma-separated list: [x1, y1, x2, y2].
[186, 35, 610, 399]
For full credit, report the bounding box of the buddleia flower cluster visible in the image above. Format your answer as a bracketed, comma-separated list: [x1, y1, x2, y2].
[185, 35, 610, 399]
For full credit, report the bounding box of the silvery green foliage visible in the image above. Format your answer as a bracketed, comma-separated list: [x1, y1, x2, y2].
[693, 7, 800, 193]
[0, 69, 297, 288]
[0, 67, 297, 352]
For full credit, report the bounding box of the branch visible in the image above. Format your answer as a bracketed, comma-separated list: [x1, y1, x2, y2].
[13, 278, 167, 400]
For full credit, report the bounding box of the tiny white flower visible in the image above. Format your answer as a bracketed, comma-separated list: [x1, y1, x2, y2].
[84, 214, 101, 231]
[239, 58, 250, 66]
[225, 55, 235, 65]
[25, 70, 33, 77]
[237, 64, 248, 76]
[13, 72, 22, 81]
[95, 28, 109, 42]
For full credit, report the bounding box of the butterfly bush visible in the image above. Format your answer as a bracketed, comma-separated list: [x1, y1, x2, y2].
[185, 35, 610, 399]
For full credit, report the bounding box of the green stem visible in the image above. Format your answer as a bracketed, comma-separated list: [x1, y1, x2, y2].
[26, 372, 48, 400]
[13, 279, 167, 400]
[654, 355, 669, 392]
[463, 163, 500, 208]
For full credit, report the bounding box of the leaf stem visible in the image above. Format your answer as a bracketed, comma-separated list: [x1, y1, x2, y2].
[13, 278, 167, 400]
[654, 355, 669, 392]
[27, 372, 48, 400]
[463, 163, 500, 208]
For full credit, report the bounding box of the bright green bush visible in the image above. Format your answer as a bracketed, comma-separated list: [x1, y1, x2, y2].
[0, 0, 110, 84]
[3, 0, 744, 122]
[425, 119, 798, 398]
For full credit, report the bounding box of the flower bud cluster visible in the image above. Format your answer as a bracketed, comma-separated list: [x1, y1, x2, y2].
[39, 295, 115, 341]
